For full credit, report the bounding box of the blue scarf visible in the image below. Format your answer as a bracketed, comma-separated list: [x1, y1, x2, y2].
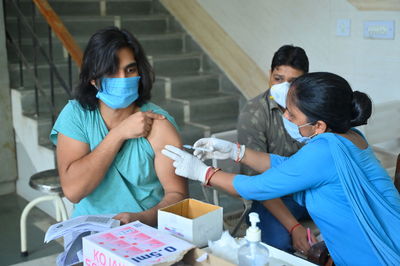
[321, 133, 400, 265]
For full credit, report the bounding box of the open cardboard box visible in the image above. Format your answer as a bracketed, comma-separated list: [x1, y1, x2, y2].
[182, 248, 235, 266]
[158, 198, 223, 247]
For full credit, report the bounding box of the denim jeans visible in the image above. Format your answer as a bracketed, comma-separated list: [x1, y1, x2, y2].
[247, 196, 310, 253]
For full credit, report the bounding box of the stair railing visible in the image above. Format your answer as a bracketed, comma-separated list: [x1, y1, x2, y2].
[5, 0, 83, 122]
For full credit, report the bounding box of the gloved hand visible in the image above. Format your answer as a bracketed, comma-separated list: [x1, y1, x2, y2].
[162, 145, 210, 184]
[193, 138, 245, 161]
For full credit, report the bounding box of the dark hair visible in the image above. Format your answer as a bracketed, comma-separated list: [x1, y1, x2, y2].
[75, 26, 154, 110]
[290, 72, 372, 133]
[271, 45, 309, 73]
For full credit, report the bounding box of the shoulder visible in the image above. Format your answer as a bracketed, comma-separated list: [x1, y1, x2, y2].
[141, 102, 178, 130]
[238, 92, 269, 129]
[147, 117, 181, 151]
[242, 92, 269, 112]
[294, 136, 332, 162]
[61, 99, 91, 116]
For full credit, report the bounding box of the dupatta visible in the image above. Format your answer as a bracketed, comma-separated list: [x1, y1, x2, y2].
[321, 133, 400, 265]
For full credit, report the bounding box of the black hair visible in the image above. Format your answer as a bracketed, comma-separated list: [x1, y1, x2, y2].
[75, 26, 154, 110]
[271, 45, 309, 73]
[290, 72, 372, 133]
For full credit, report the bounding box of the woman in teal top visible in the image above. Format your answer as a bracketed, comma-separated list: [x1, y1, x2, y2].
[163, 72, 400, 265]
[51, 27, 187, 225]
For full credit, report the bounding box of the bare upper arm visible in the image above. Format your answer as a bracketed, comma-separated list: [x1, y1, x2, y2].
[147, 119, 187, 196]
[56, 133, 90, 180]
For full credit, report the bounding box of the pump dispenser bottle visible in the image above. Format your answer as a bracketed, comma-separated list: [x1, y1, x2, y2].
[238, 212, 270, 266]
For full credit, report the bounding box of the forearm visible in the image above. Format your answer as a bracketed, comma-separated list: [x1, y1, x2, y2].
[59, 130, 124, 202]
[262, 198, 300, 231]
[135, 191, 187, 227]
[209, 171, 239, 197]
[240, 149, 271, 173]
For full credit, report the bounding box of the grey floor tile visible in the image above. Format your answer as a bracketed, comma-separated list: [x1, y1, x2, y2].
[0, 193, 63, 266]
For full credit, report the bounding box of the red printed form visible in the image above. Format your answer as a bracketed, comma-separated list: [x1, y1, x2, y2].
[83, 221, 194, 266]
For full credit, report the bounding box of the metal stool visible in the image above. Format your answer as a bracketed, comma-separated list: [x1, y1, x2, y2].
[20, 169, 68, 256]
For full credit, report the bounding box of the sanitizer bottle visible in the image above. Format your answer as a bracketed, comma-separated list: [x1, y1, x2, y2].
[238, 212, 270, 266]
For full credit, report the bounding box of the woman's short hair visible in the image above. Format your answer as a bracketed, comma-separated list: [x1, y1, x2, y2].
[75, 26, 154, 110]
[290, 72, 372, 133]
[271, 45, 309, 74]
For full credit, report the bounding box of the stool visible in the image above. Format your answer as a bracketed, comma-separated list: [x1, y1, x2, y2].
[20, 169, 68, 256]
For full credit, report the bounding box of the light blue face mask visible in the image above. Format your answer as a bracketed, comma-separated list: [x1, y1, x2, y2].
[282, 115, 316, 143]
[95, 76, 141, 109]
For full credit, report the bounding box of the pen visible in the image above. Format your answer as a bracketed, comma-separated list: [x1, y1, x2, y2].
[183, 145, 212, 152]
[307, 227, 313, 246]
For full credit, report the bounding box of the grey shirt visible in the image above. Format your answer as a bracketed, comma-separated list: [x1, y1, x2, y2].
[237, 90, 303, 175]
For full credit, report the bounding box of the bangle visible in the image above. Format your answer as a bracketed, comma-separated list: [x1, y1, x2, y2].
[204, 167, 221, 187]
[235, 142, 241, 163]
[289, 223, 301, 234]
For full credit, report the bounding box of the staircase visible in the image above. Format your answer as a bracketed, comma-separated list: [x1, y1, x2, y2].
[5, 0, 244, 217]
[5, 0, 242, 148]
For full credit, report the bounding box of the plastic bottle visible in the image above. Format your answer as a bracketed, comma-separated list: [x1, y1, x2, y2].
[238, 212, 270, 266]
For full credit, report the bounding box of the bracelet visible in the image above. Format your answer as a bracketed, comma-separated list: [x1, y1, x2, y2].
[235, 142, 242, 163]
[204, 167, 221, 187]
[289, 223, 301, 234]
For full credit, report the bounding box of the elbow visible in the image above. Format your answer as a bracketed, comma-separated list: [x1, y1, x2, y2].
[61, 186, 83, 204]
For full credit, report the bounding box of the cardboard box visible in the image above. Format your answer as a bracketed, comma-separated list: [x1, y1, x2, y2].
[83, 221, 194, 265]
[158, 198, 223, 247]
[183, 246, 316, 266]
[182, 248, 235, 266]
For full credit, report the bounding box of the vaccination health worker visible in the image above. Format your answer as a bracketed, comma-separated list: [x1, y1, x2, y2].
[162, 72, 400, 265]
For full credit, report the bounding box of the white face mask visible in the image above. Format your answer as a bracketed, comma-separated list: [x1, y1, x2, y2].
[270, 82, 290, 108]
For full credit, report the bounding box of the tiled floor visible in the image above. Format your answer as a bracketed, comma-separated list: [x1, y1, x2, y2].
[0, 193, 63, 266]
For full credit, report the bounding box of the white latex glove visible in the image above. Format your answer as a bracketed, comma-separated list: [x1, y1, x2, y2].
[162, 145, 210, 184]
[193, 137, 245, 161]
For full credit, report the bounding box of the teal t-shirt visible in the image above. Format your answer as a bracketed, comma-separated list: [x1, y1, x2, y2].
[50, 100, 178, 217]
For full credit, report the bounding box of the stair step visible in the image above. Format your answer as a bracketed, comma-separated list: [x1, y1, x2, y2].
[178, 92, 239, 121]
[5, 0, 154, 17]
[152, 72, 220, 101]
[180, 117, 237, 146]
[152, 53, 202, 76]
[7, 33, 186, 64]
[8, 62, 80, 89]
[18, 87, 70, 116]
[152, 99, 185, 126]
[8, 52, 201, 88]
[179, 124, 208, 145]
[6, 14, 173, 39]
[192, 116, 238, 134]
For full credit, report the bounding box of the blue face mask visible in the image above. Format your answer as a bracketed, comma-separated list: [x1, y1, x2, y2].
[282, 115, 316, 143]
[95, 76, 141, 109]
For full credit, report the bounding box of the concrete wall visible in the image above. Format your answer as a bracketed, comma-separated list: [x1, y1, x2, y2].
[12, 89, 73, 218]
[0, 0, 18, 195]
[197, 0, 400, 105]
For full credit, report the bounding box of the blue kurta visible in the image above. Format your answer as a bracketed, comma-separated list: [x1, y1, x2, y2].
[234, 131, 400, 265]
[50, 100, 178, 218]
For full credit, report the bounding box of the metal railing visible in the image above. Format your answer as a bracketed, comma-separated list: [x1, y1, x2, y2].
[4, 0, 83, 122]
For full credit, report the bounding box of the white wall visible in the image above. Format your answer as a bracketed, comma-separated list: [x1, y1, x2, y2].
[12, 89, 73, 219]
[197, 0, 400, 105]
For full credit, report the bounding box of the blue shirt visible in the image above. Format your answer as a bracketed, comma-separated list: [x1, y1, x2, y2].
[50, 100, 178, 217]
[234, 132, 400, 266]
